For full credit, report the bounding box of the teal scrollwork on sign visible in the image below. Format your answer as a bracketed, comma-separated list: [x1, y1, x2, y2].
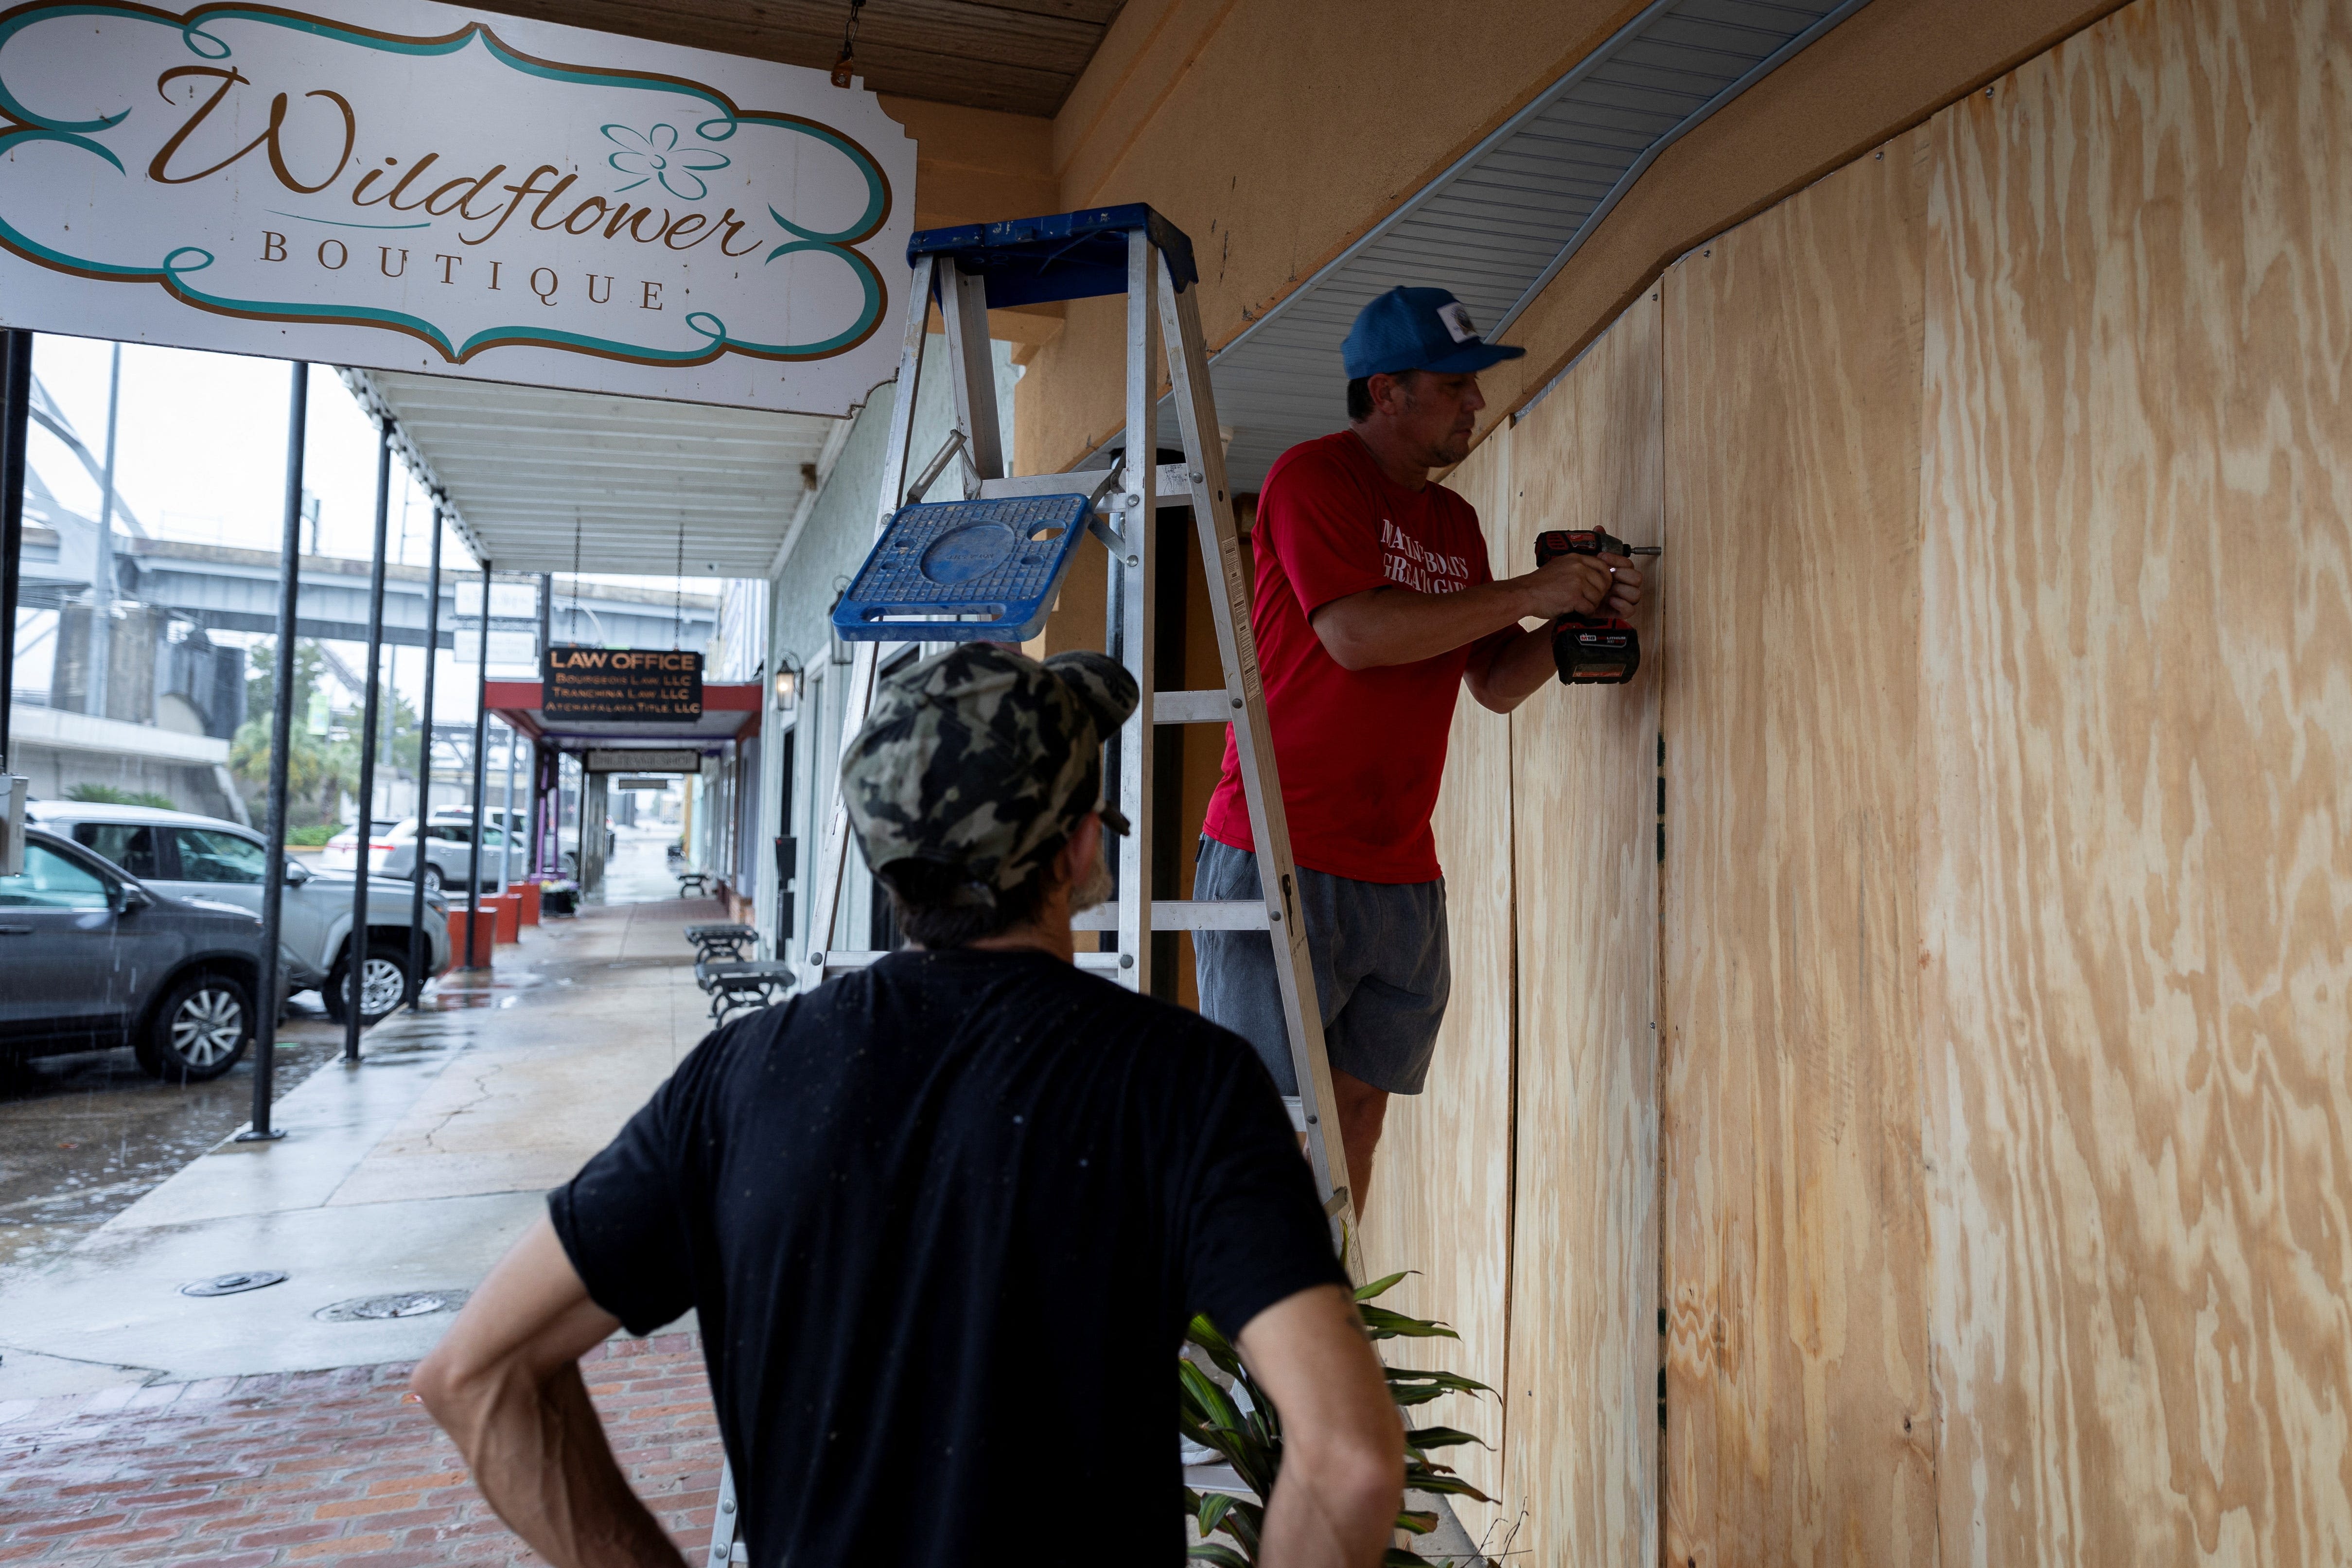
[0, 2, 896, 369]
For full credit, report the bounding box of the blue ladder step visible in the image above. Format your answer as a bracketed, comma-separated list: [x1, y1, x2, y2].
[906, 203, 1197, 309]
[832, 493, 1095, 644]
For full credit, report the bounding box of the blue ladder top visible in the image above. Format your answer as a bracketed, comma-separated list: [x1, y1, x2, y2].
[906, 204, 1198, 310]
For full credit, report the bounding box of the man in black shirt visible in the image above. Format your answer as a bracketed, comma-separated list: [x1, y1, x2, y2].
[413, 645, 1404, 1568]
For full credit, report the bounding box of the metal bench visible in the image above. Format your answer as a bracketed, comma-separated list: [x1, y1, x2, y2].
[684, 922, 758, 961]
[693, 959, 795, 1024]
[677, 870, 715, 897]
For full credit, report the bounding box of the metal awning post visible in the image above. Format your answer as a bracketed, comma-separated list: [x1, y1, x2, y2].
[87, 344, 119, 722]
[462, 561, 491, 966]
[528, 740, 548, 878]
[498, 722, 516, 888]
[0, 331, 32, 785]
[406, 496, 444, 1010]
[343, 420, 394, 1062]
[242, 361, 307, 1144]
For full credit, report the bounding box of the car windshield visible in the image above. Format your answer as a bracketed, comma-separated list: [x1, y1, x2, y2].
[0, 843, 113, 909]
[176, 828, 267, 884]
[70, 822, 161, 879]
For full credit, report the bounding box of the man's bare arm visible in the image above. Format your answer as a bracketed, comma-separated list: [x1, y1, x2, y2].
[411, 1217, 685, 1568]
[1461, 620, 1562, 713]
[1237, 1284, 1404, 1568]
[1309, 549, 1637, 671]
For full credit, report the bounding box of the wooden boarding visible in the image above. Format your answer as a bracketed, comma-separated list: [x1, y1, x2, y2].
[1503, 292, 1665, 1568]
[1658, 128, 1938, 1566]
[1917, 0, 2352, 1558]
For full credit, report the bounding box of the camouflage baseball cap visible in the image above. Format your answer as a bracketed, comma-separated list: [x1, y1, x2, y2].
[841, 644, 1137, 907]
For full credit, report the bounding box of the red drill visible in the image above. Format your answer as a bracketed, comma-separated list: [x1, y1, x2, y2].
[1533, 529, 1661, 685]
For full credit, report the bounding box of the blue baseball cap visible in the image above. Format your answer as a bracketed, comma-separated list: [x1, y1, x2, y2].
[1342, 286, 1526, 378]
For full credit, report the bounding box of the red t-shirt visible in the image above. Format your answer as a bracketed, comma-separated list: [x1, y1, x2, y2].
[1202, 431, 1503, 883]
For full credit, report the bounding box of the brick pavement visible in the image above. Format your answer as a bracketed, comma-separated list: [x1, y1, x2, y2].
[0, 1334, 722, 1567]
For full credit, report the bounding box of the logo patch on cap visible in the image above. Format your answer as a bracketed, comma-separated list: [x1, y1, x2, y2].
[1435, 300, 1478, 344]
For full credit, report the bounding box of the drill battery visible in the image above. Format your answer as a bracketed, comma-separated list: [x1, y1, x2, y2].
[1534, 528, 1661, 686]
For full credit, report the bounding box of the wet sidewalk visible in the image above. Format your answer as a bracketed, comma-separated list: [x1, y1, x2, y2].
[0, 1334, 720, 1568]
[0, 895, 725, 1397]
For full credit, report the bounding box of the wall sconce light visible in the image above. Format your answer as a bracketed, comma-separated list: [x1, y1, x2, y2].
[773, 652, 802, 713]
[827, 578, 854, 667]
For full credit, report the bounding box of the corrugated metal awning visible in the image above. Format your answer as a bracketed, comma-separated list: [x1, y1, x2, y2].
[346, 369, 848, 578]
[1178, 0, 1873, 488]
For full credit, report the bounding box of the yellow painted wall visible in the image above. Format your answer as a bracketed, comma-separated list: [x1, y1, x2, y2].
[997, 0, 2131, 480]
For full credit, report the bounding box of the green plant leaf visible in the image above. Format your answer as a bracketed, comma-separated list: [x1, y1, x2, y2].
[1359, 1304, 1459, 1340]
[1385, 1369, 1496, 1402]
[1180, 1362, 1245, 1433]
[1394, 1508, 1439, 1534]
[1404, 1424, 1487, 1451]
[1401, 1471, 1494, 1504]
[1354, 1269, 1412, 1302]
[1186, 1314, 1244, 1376]
[1187, 1545, 1250, 1567]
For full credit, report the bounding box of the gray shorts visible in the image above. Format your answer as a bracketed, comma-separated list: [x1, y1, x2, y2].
[1190, 837, 1450, 1097]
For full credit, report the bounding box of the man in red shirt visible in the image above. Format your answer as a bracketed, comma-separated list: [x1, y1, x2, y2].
[1196, 285, 1642, 1216]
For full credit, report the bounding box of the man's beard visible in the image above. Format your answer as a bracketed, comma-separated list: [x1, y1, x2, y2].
[1070, 840, 1115, 913]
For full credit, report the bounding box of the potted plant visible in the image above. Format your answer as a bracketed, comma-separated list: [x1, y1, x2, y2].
[1179, 1271, 1493, 1566]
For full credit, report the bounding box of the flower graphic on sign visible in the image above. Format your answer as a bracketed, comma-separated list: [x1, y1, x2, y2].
[601, 123, 731, 200]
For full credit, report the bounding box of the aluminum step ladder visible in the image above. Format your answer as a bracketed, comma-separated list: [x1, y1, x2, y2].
[709, 206, 1482, 1568]
[805, 205, 1351, 1220]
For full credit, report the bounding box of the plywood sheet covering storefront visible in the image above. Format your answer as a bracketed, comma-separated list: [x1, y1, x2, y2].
[1917, 0, 2352, 1559]
[1501, 293, 1664, 1568]
[1357, 431, 1518, 1547]
[1657, 129, 1939, 1568]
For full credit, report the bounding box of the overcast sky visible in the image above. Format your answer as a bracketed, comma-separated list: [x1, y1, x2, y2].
[20, 333, 708, 725]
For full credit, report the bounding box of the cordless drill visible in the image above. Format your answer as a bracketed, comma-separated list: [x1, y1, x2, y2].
[1534, 529, 1661, 685]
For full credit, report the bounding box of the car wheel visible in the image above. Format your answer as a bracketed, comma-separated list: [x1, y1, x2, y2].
[327, 941, 415, 1026]
[140, 971, 252, 1083]
[421, 863, 443, 895]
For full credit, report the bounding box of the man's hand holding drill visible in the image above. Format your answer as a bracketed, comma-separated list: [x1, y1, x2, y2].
[1513, 544, 1643, 622]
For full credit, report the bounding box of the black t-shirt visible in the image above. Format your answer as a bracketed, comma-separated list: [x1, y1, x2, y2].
[548, 946, 1345, 1568]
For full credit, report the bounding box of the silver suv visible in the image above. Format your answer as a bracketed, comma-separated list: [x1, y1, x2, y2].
[25, 801, 452, 1025]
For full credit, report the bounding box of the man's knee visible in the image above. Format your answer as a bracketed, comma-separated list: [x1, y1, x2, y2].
[1331, 1070, 1389, 1139]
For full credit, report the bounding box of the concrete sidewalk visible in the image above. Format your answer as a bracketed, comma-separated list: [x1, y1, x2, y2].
[0, 896, 726, 1399]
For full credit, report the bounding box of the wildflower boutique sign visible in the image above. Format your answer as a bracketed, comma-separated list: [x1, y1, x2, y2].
[0, 1, 915, 414]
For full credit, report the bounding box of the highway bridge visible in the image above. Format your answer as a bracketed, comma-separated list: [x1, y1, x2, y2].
[21, 519, 717, 653]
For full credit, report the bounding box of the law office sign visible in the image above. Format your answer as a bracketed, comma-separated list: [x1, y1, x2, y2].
[0, 1, 915, 414]
[543, 644, 702, 722]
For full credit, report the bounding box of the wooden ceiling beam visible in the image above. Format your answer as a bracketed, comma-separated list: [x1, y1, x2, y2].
[470, 0, 1122, 116]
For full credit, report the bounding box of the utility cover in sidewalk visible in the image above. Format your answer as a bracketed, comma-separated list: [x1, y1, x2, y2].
[181, 1271, 287, 1297]
[315, 1290, 470, 1322]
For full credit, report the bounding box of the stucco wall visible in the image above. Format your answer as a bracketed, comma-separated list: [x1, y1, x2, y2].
[762, 335, 1017, 959]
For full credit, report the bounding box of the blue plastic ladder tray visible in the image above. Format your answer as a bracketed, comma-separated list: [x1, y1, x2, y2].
[832, 493, 1094, 643]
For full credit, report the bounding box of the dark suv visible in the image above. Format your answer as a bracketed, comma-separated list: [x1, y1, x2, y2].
[0, 828, 269, 1081]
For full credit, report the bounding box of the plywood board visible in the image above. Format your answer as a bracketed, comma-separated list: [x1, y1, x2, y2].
[1499, 290, 1665, 1567]
[1917, 0, 2352, 1559]
[1356, 429, 1518, 1550]
[1658, 131, 1938, 1566]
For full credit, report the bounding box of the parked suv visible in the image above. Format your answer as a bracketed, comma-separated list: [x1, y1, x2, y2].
[329, 817, 514, 895]
[26, 801, 452, 1025]
[0, 828, 266, 1081]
